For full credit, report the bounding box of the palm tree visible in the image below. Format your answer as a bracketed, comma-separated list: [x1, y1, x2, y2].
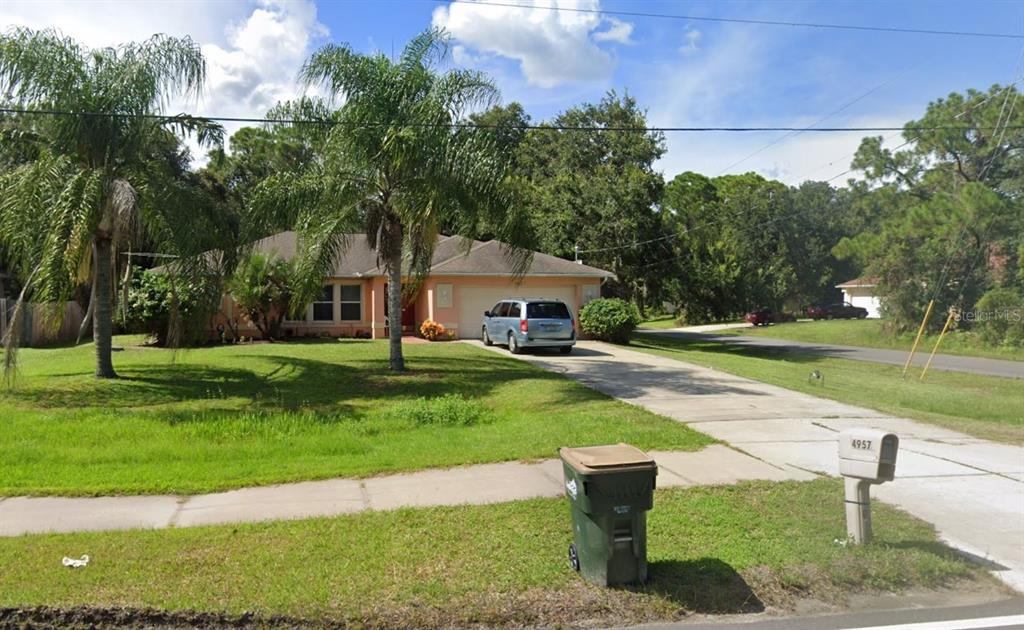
[0, 28, 223, 378]
[260, 29, 529, 372]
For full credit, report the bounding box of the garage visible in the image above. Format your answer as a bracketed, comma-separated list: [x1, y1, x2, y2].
[456, 285, 577, 339]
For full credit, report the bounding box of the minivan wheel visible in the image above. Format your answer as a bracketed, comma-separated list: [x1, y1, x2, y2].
[482, 327, 493, 346]
[508, 333, 522, 354]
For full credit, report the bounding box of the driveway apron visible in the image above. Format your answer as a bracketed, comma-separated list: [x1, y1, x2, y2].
[471, 340, 1024, 592]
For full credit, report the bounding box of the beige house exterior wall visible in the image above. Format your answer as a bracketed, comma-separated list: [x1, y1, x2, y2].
[216, 275, 603, 340]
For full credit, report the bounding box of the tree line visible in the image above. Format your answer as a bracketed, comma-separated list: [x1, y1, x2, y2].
[2, 27, 1021, 381]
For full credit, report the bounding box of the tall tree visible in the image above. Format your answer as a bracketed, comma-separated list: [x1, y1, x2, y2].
[256, 29, 528, 372]
[837, 85, 1023, 331]
[518, 92, 667, 312]
[0, 28, 223, 377]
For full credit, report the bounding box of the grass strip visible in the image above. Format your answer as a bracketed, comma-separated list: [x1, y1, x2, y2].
[721, 320, 1024, 362]
[629, 333, 1023, 444]
[0, 480, 988, 626]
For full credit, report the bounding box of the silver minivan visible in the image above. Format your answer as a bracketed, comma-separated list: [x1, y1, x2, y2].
[481, 298, 576, 354]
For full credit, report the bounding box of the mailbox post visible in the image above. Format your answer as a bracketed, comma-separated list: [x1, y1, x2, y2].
[838, 428, 899, 544]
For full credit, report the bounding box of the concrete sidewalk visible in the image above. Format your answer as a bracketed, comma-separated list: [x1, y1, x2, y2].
[639, 329, 1024, 379]
[0, 445, 806, 537]
[474, 340, 1024, 591]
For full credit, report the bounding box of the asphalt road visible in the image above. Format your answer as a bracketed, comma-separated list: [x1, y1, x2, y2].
[621, 597, 1024, 630]
[638, 330, 1024, 379]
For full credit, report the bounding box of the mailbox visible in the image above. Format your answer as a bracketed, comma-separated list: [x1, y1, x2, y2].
[838, 428, 899, 482]
[837, 428, 900, 545]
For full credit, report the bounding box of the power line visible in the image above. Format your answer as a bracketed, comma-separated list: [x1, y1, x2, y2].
[2, 107, 1023, 134]
[804, 78, 1024, 183]
[716, 66, 913, 176]
[444, 0, 1024, 40]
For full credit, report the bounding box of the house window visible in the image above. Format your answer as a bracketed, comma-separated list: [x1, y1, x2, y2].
[312, 285, 334, 322]
[340, 284, 361, 321]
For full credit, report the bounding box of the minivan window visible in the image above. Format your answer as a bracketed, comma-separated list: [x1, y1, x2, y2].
[489, 302, 504, 317]
[507, 302, 522, 318]
[527, 302, 571, 319]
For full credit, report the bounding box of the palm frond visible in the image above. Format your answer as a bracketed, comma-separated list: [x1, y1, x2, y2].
[399, 28, 449, 71]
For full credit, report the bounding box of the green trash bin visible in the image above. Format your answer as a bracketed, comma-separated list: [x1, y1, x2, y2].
[559, 443, 657, 586]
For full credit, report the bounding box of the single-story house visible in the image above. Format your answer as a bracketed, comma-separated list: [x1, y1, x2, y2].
[220, 231, 614, 340]
[836, 276, 881, 318]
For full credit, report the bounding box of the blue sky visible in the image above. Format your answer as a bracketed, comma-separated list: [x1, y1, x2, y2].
[3, 0, 1022, 183]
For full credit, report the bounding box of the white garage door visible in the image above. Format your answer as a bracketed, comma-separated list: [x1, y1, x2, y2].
[456, 285, 577, 339]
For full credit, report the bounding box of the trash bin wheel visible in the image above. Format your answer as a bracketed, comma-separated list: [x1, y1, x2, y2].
[568, 543, 580, 572]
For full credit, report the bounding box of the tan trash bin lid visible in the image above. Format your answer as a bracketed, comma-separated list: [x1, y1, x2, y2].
[560, 443, 656, 474]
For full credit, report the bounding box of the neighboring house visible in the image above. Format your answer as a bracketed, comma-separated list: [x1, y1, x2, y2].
[836, 277, 881, 318]
[221, 231, 614, 340]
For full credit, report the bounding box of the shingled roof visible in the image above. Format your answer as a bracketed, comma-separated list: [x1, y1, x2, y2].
[250, 231, 614, 279]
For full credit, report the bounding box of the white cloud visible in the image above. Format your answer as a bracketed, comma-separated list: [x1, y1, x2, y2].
[0, 0, 236, 48]
[199, 1, 328, 119]
[680, 28, 700, 54]
[593, 17, 633, 44]
[1, 0, 328, 162]
[432, 0, 630, 87]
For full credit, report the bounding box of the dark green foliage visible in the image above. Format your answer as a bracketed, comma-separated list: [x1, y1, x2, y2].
[579, 298, 641, 343]
[972, 287, 1024, 347]
[517, 92, 667, 312]
[227, 252, 294, 340]
[660, 173, 865, 324]
[836, 84, 1024, 332]
[124, 268, 212, 347]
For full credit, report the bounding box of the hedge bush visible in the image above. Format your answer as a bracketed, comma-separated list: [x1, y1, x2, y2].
[124, 267, 210, 346]
[579, 298, 641, 343]
[971, 287, 1024, 347]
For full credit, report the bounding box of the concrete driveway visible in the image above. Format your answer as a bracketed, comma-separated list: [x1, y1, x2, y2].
[638, 329, 1024, 379]
[472, 340, 1024, 591]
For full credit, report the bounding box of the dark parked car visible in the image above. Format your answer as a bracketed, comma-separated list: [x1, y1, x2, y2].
[807, 302, 869, 320]
[744, 309, 796, 326]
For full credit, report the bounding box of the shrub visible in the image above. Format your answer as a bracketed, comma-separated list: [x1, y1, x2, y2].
[124, 267, 210, 346]
[387, 394, 492, 427]
[228, 252, 294, 340]
[579, 298, 641, 343]
[419, 319, 447, 341]
[971, 288, 1024, 347]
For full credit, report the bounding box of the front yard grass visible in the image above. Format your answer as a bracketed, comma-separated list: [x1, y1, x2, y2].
[630, 334, 1023, 444]
[725, 319, 1024, 362]
[0, 337, 710, 497]
[638, 315, 682, 329]
[0, 479, 992, 626]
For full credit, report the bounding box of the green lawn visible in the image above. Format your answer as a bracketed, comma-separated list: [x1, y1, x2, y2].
[0, 337, 710, 497]
[630, 334, 1024, 444]
[724, 319, 1024, 362]
[0, 480, 987, 626]
[638, 315, 682, 329]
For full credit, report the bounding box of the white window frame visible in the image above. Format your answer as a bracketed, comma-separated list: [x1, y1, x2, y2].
[339, 283, 362, 322]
